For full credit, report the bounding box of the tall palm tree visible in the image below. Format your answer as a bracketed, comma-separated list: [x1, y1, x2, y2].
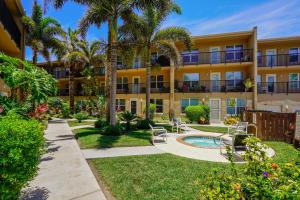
[22, 0, 64, 64]
[53, 28, 86, 112]
[46, 0, 176, 125]
[119, 4, 191, 120]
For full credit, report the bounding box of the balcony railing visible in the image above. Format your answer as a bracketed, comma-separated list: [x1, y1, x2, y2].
[175, 80, 248, 93]
[0, 1, 21, 49]
[182, 49, 253, 65]
[50, 67, 106, 79]
[116, 82, 170, 94]
[258, 81, 300, 94]
[58, 87, 106, 96]
[258, 54, 300, 67]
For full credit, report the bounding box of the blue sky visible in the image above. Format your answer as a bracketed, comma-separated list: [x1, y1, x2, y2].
[21, 0, 300, 61]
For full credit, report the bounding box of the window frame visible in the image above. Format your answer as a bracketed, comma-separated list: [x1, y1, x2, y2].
[182, 49, 199, 64]
[151, 75, 164, 89]
[181, 98, 199, 113]
[226, 98, 246, 116]
[150, 99, 163, 113]
[225, 44, 244, 61]
[116, 99, 126, 111]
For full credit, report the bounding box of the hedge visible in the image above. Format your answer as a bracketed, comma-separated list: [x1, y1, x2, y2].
[185, 104, 210, 123]
[0, 114, 45, 199]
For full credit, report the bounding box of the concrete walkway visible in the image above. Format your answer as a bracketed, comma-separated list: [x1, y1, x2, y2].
[21, 119, 106, 200]
[82, 146, 165, 159]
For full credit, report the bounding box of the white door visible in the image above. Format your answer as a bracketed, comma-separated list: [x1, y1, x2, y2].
[210, 72, 221, 92]
[132, 76, 140, 93]
[266, 74, 276, 93]
[130, 100, 137, 114]
[210, 99, 221, 122]
[266, 49, 277, 67]
[211, 47, 220, 64]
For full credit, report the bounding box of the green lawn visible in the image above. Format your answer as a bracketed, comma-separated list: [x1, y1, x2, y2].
[191, 125, 228, 133]
[73, 128, 152, 149]
[67, 120, 95, 127]
[89, 142, 299, 200]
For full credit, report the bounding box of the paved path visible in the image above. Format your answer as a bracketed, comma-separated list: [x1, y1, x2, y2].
[70, 124, 94, 130]
[82, 146, 165, 159]
[21, 119, 106, 200]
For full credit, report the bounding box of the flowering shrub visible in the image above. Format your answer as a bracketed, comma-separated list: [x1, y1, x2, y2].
[224, 116, 240, 125]
[30, 103, 49, 120]
[199, 137, 300, 199]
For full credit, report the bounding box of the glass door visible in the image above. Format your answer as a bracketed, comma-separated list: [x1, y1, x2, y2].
[210, 47, 220, 64]
[266, 49, 277, 67]
[132, 77, 140, 93]
[210, 99, 220, 122]
[266, 74, 276, 93]
[130, 100, 137, 114]
[211, 72, 221, 92]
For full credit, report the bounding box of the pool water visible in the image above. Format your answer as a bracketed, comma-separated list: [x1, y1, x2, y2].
[183, 136, 222, 148]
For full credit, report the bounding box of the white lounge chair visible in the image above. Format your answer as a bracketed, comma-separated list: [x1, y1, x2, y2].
[227, 121, 248, 135]
[149, 124, 167, 143]
[170, 117, 188, 133]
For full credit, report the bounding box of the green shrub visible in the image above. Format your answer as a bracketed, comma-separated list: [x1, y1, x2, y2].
[61, 102, 70, 118]
[48, 97, 63, 115]
[137, 119, 155, 129]
[144, 103, 156, 120]
[103, 124, 123, 136]
[119, 111, 137, 131]
[185, 104, 210, 124]
[74, 111, 89, 123]
[0, 114, 45, 199]
[95, 119, 108, 129]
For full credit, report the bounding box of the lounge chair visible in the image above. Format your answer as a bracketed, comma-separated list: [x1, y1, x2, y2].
[227, 121, 248, 135]
[149, 124, 167, 144]
[220, 132, 253, 157]
[170, 117, 187, 133]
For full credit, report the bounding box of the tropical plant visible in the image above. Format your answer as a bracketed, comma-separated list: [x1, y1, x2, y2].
[74, 111, 88, 123]
[119, 3, 191, 120]
[46, 0, 176, 126]
[199, 137, 300, 199]
[185, 104, 210, 124]
[119, 111, 138, 131]
[22, 1, 64, 64]
[0, 53, 57, 108]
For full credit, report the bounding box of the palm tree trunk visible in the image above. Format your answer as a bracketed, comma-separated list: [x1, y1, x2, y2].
[106, 26, 112, 122]
[145, 60, 151, 120]
[109, 17, 118, 126]
[32, 50, 38, 65]
[69, 65, 75, 113]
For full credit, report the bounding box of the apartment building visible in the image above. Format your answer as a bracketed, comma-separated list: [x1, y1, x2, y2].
[42, 27, 300, 122]
[0, 0, 25, 96]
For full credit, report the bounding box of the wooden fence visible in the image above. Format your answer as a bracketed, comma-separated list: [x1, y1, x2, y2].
[241, 111, 296, 141]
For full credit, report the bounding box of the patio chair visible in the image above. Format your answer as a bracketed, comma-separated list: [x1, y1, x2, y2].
[227, 121, 248, 135]
[220, 132, 253, 157]
[170, 117, 187, 133]
[149, 124, 167, 144]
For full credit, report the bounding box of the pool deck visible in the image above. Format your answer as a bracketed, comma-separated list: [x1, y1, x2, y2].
[154, 127, 275, 163]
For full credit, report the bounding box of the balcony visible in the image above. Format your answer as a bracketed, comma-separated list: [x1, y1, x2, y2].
[175, 80, 248, 93]
[0, 1, 21, 49]
[182, 49, 253, 65]
[258, 82, 300, 94]
[58, 87, 106, 96]
[50, 67, 105, 79]
[116, 82, 170, 94]
[258, 54, 300, 67]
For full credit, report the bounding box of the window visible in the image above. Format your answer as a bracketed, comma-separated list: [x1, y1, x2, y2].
[227, 98, 246, 115]
[289, 48, 300, 64]
[226, 45, 243, 61]
[116, 99, 125, 111]
[226, 72, 243, 89]
[289, 73, 300, 89]
[182, 50, 199, 64]
[257, 50, 262, 66]
[150, 99, 163, 113]
[183, 73, 199, 88]
[117, 56, 123, 68]
[151, 75, 164, 88]
[117, 77, 128, 90]
[181, 98, 199, 112]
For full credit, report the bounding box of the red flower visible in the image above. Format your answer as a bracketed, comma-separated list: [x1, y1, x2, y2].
[271, 163, 278, 170]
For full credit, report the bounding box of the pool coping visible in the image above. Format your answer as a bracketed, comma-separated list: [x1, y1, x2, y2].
[176, 134, 225, 149]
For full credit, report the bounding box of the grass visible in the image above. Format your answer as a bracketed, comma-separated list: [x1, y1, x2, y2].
[73, 128, 152, 149]
[67, 120, 95, 127]
[191, 125, 228, 133]
[89, 142, 299, 200]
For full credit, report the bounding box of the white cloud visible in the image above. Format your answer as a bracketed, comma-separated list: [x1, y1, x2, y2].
[163, 0, 300, 39]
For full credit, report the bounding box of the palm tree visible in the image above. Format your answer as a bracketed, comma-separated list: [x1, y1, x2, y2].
[119, 4, 192, 120]
[53, 28, 87, 113]
[46, 0, 174, 126]
[22, 1, 64, 64]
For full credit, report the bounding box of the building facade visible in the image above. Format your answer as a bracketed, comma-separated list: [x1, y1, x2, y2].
[42, 27, 300, 122]
[0, 0, 25, 96]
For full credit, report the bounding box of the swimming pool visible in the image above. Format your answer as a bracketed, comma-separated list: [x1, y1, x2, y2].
[181, 136, 222, 148]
